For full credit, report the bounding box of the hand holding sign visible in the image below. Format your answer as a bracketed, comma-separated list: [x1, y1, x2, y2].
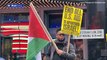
[61, 5, 83, 53]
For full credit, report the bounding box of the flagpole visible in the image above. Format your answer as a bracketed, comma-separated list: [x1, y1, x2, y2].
[67, 35, 71, 53]
[51, 40, 58, 50]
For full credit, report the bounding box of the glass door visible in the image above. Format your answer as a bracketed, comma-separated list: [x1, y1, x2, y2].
[1, 36, 12, 60]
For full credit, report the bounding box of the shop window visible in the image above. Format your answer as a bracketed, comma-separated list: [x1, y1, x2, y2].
[3, 13, 29, 23]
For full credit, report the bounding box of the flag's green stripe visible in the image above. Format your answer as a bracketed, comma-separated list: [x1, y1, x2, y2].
[26, 38, 49, 60]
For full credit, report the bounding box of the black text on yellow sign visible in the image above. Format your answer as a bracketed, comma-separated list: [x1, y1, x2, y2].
[61, 5, 83, 36]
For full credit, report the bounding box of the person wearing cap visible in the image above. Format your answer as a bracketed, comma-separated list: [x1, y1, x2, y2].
[46, 28, 76, 60]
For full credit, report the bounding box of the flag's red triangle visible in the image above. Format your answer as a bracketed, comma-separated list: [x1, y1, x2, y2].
[29, 4, 51, 42]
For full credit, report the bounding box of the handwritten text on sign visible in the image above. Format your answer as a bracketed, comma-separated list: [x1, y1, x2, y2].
[61, 5, 83, 36]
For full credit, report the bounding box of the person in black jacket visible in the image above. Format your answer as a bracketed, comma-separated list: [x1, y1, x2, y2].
[46, 28, 76, 60]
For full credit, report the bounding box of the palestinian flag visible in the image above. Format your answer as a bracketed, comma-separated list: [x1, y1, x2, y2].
[26, 3, 52, 60]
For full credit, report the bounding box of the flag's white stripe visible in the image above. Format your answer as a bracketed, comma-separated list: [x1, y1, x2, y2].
[10, 34, 28, 36]
[12, 42, 28, 44]
[35, 52, 42, 60]
[13, 38, 28, 40]
[12, 48, 27, 50]
[28, 37, 33, 43]
[31, 3, 52, 42]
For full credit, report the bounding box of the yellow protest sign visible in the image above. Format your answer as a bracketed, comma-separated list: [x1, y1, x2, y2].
[61, 5, 83, 36]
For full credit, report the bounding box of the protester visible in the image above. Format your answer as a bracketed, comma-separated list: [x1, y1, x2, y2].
[46, 28, 76, 60]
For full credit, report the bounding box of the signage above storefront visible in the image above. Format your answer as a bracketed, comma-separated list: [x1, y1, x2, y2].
[7, 4, 24, 8]
[73, 29, 104, 39]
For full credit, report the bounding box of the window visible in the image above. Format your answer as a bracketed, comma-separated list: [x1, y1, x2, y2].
[3, 13, 29, 23]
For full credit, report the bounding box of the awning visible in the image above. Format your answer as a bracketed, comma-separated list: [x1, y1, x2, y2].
[0, 0, 86, 9]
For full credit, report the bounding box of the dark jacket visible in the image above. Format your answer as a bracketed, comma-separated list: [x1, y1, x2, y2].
[46, 39, 76, 60]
